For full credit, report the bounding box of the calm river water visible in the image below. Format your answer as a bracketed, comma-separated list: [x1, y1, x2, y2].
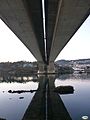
[0, 74, 90, 120]
[0, 76, 38, 120]
[55, 73, 90, 120]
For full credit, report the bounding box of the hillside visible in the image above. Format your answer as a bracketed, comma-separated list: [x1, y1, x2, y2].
[55, 59, 90, 74]
[55, 59, 90, 66]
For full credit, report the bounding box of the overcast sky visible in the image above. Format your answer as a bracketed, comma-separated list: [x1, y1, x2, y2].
[0, 19, 36, 62]
[0, 15, 90, 62]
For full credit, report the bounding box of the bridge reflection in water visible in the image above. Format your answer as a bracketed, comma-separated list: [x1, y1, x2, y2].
[22, 75, 72, 120]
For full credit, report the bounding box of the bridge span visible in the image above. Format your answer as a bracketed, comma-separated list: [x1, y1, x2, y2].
[0, 1, 90, 119]
[0, 0, 90, 73]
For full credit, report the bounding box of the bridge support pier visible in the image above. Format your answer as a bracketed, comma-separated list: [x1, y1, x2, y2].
[38, 62, 55, 74]
[47, 62, 55, 74]
[38, 62, 46, 74]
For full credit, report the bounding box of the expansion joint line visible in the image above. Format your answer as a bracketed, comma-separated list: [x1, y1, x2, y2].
[42, 0, 47, 63]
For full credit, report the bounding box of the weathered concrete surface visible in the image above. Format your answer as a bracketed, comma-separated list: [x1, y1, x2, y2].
[38, 62, 46, 74]
[0, 0, 45, 62]
[49, 0, 90, 62]
[22, 76, 72, 120]
[47, 62, 56, 73]
[0, 0, 90, 64]
[38, 62, 56, 74]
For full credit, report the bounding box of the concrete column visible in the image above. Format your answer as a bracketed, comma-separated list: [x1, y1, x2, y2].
[38, 62, 56, 74]
[38, 62, 46, 74]
[47, 62, 55, 74]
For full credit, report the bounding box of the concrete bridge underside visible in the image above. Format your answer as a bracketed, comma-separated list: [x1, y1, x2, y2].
[0, 0, 90, 72]
[0, 1, 90, 119]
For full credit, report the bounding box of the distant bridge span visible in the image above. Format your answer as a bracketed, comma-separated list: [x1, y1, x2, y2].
[0, 0, 90, 72]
